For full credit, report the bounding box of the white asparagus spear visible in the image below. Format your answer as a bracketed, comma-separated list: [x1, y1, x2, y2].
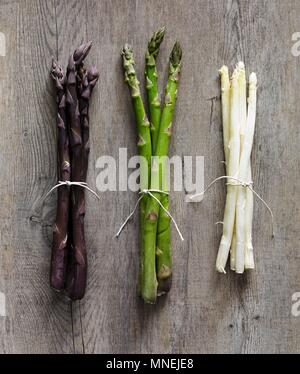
[219, 66, 236, 271]
[216, 67, 241, 273]
[238, 62, 247, 150]
[244, 73, 257, 269]
[235, 62, 247, 274]
[235, 72, 257, 272]
[219, 65, 231, 165]
[231, 62, 247, 272]
[245, 165, 254, 269]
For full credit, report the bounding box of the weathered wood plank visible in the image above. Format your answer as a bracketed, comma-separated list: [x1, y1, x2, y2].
[0, 0, 17, 354]
[0, 0, 75, 353]
[54, 0, 89, 354]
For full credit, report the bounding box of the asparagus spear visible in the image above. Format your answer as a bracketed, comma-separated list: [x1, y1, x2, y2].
[157, 43, 182, 294]
[50, 60, 71, 291]
[219, 66, 238, 271]
[243, 73, 257, 270]
[244, 166, 254, 269]
[65, 42, 92, 300]
[121, 44, 152, 297]
[219, 65, 231, 166]
[66, 65, 99, 300]
[145, 27, 165, 149]
[235, 62, 247, 274]
[216, 66, 241, 273]
[145, 28, 172, 295]
[142, 42, 182, 303]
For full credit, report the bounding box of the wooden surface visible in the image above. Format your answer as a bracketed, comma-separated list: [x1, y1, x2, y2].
[0, 0, 299, 354]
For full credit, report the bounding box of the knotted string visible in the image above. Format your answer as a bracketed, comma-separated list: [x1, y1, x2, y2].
[188, 175, 275, 238]
[44, 180, 100, 200]
[34, 181, 99, 248]
[116, 189, 184, 241]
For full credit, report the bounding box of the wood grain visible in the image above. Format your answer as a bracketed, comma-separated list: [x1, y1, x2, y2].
[0, 0, 299, 353]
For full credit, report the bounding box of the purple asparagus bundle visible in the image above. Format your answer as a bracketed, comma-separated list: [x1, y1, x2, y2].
[50, 42, 98, 300]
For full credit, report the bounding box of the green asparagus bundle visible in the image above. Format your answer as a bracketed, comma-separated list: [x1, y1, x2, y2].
[122, 30, 182, 303]
[142, 42, 182, 303]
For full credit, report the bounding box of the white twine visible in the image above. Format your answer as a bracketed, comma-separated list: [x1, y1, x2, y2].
[116, 189, 184, 241]
[44, 180, 100, 200]
[188, 175, 275, 238]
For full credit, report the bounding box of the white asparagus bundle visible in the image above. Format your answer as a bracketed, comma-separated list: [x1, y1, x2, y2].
[216, 63, 257, 274]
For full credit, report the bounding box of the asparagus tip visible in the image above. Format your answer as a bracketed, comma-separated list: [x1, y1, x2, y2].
[249, 72, 257, 85]
[121, 44, 135, 71]
[147, 27, 166, 57]
[121, 43, 133, 58]
[170, 41, 182, 67]
[219, 65, 229, 76]
[73, 41, 93, 65]
[50, 58, 64, 82]
[236, 61, 245, 70]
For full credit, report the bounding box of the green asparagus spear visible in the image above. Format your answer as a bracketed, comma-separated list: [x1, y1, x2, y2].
[121, 45, 152, 295]
[142, 42, 182, 303]
[145, 27, 165, 150]
[145, 28, 172, 295]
